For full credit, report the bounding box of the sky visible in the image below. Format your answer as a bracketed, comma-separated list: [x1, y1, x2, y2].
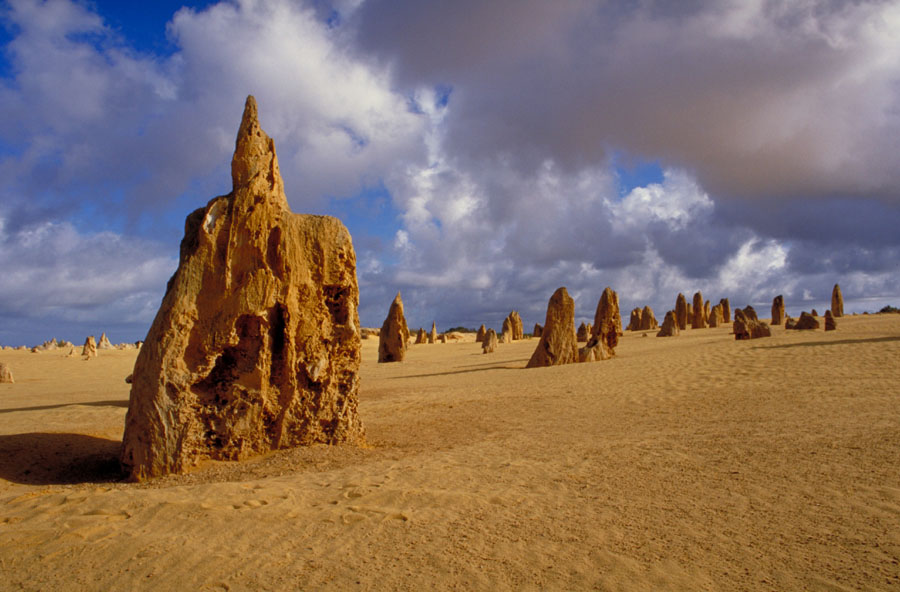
[1, 0, 899, 346]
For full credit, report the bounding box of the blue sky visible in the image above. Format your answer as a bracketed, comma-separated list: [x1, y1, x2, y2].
[1, 0, 899, 346]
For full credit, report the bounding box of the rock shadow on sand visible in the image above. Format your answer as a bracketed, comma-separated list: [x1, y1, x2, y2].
[0, 399, 129, 415]
[753, 335, 900, 350]
[389, 364, 527, 380]
[0, 433, 124, 485]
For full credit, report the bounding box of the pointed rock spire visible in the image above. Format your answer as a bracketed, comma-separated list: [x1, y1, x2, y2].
[231, 95, 286, 202]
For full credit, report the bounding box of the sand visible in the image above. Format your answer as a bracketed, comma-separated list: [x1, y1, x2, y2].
[1, 315, 899, 590]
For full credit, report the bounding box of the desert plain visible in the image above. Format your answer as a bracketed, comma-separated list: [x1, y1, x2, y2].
[1, 313, 899, 590]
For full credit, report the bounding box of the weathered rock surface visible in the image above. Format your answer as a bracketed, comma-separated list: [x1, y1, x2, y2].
[825, 310, 837, 331]
[720, 298, 731, 323]
[428, 322, 437, 344]
[743, 306, 759, 322]
[98, 333, 113, 350]
[533, 323, 543, 338]
[379, 293, 409, 362]
[576, 322, 590, 342]
[771, 295, 785, 326]
[527, 287, 578, 368]
[0, 363, 13, 383]
[475, 325, 486, 342]
[675, 293, 688, 330]
[792, 312, 820, 330]
[121, 96, 365, 481]
[708, 304, 724, 328]
[692, 292, 706, 329]
[627, 307, 643, 331]
[811, 308, 819, 317]
[639, 305, 658, 331]
[657, 311, 680, 337]
[733, 308, 771, 340]
[831, 284, 844, 317]
[591, 287, 620, 352]
[507, 311, 524, 340]
[482, 329, 498, 353]
[82, 336, 97, 359]
[500, 317, 513, 343]
[703, 300, 711, 325]
[415, 328, 427, 344]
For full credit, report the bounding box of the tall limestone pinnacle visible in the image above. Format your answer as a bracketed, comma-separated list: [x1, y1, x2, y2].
[121, 96, 364, 481]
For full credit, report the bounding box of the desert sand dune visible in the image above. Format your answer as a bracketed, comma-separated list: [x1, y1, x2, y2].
[1, 315, 899, 590]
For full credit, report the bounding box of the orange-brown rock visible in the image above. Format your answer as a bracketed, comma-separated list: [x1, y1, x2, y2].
[811, 308, 819, 317]
[831, 284, 844, 317]
[656, 311, 679, 337]
[98, 332, 113, 350]
[0, 362, 13, 383]
[720, 298, 731, 323]
[576, 322, 590, 342]
[703, 300, 711, 325]
[482, 328, 498, 353]
[591, 287, 620, 352]
[429, 322, 437, 344]
[708, 304, 724, 328]
[692, 291, 705, 329]
[527, 287, 578, 368]
[415, 328, 427, 344]
[742, 306, 759, 322]
[675, 293, 688, 330]
[639, 305, 658, 331]
[500, 317, 513, 343]
[379, 292, 409, 362]
[791, 311, 820, 330]
[533, 323, 543, 338]
[82, 336, 97, 359]
[627, 307, 643, 331]
[507, 311, 524, 340]
[733, 308, 771, 340]
[825, 310, 837, 331]
[771, 295, 785, 325]
[121, 96, 365, 481]
[475, 324, 486, 342]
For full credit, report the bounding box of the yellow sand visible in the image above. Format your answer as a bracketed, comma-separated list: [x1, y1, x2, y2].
[1, 315, 899, 590]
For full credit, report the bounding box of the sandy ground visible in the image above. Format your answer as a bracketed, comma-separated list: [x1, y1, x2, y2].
[1, 314, 899, 591]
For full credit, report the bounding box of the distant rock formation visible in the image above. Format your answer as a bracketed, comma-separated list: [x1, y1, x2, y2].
[475, 324, 486, 342]
[733, 308, 771, 340]
[771, 295, 785, 326]
[379, 293, 410, 362]
[507, 311, 524, 340]
[482, 329, 498, 353]
[708, 304, 724, 328]
[533, 323, 543, 338]
[591, 287, 620, 352]
[703, 300, 711, 325]
[657, 311, 679, 337]
[527, 287, 578, 368]
[82, 336, 97, 359]
[720, 298, 731, 323]
[785, 316, 797, 329]
[811, 308, 819, 317]
[415, 328, 427, 344]
[429, 322, 437, 344]
[627, 307, 642, 331]
[675, 293, 688, 330]
[742, 306, 759, 322]
[0, 362, 13, 383]
[831, 284, 844, 317]
[825, 310, 837, 331]
[576, 322, 590, 342]
[98, 333, 113, 350]
[639, 305, 658, 331]
[791, 312, 820, 330]
[500, 317, 513, 343]
[121, 96, 365, 481]
[439, 334, 447, 343]
[691, 292, 706, 329]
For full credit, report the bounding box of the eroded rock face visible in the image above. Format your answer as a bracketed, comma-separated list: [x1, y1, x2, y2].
[592, 287, 620, 352]
[500, 317, 513, 343]
[576, 322, 590, 342]
[708, 304, 724, 328]
[743, 306, 759, 322]
[733, 308, 771, 340]
[415, 328, 427, 344]
[527, 287, 577, 368]
[703, 300, 711, 325]
[692, 292, 706, 329]
[657, 311, 679, 337]
[429, 322, 437, 344]
[792, 311, 820, 330]
[825, 310, 837, 331]
[627, 308, 643, 331]
[675, 293, 688, 330]
[811, 309, 819, 317]
[98, 333, 113, 350]
[720, 298, 731, 323]
[831, 284, 844, 317]
[476, 325, 486, 342]
[771, 295, 785, 326]
[507, 311, 524, 340]
[533, 323, 543, 338]
[121, 96, 365, 481]
[379, 293, 409, 362]
[482, 329, 498, 354]
[82, 336, 97, 359]
[639, 305, 658, 331]
[0, 363, 13, 383]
